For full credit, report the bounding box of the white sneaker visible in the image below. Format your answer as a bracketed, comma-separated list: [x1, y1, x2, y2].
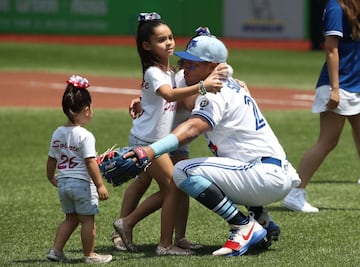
[212, 216, 267, 256]
[83, 253, 112, 264]
[283, 188, 319, 212]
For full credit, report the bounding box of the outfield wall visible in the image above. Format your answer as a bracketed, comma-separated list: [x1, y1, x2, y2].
[0, 0, 309, 40]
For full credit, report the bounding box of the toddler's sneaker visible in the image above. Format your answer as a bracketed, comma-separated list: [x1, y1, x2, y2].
[83, 253, 112, 264]
[283, 188, 319, 212]
[46, 248, 68, 262]
[212, 216, 266, 256]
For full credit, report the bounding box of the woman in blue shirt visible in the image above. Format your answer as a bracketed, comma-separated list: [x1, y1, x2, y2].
[283, 0, 360, 212]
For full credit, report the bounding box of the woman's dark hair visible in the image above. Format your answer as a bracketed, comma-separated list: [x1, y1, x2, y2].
[339, 0, 360, 39]
[136, 19, 169, 77]
[62, 84, 92, 123]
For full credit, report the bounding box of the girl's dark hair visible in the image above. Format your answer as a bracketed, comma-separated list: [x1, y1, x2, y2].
[136, 19, 169, 78]
[62, 84, 92, 123]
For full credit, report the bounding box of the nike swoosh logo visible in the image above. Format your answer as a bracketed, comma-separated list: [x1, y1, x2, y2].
[242, 221, 255, 241]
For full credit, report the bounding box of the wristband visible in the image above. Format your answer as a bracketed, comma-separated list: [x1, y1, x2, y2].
[199, 80, 207, 95]
[149, 134, 179, 156]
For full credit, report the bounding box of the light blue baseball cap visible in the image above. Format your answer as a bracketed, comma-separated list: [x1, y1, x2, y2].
[174, 35, 228, 63]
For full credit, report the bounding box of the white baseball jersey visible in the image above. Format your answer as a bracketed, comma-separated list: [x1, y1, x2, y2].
[48, 126, 96, 183]
[192, 78, 286, 162]
[130, 66, 177, 143]
[173, 78, 300, 206]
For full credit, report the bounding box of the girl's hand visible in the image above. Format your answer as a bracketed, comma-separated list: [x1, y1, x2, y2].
[49, 175, 58, 187]
[203, 66, 225, 94]
[97, 184, 109, 200]
[216, 63, 233, 80]
[129, 97, 142, 119]
[326, 88, 340, 110]
[235, 79, 250, 94]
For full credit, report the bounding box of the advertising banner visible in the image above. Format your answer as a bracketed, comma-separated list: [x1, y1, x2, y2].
[224, 0, 308, 39]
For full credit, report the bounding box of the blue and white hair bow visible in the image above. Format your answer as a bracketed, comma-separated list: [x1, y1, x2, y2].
[195, 27, 211, 36]
[138, 12, 161, 22]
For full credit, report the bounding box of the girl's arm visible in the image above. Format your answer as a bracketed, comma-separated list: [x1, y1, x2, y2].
[157, 64, 226, 102]
[324, 35, 340, 110]
[85, 157, 109, 201]
[46, 156, 58, 187]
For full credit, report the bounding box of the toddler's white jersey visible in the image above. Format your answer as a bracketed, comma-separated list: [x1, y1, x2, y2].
[48, 126, 96, 183]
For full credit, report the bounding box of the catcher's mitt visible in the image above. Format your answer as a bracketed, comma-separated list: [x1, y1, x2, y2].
[97, 146, 150, 187]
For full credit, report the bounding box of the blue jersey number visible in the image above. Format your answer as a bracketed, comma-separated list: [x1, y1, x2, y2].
[244, 95, 266, 130]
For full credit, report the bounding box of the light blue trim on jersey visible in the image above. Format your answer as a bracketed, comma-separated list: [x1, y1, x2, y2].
[149, 134, 179, 156]
[178, 175, 212, 198]
[182, 161, 255, 173]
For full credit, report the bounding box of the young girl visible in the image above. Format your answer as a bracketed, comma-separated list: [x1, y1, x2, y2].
[46, 75, 112, 264]
[112, 13, 224, 255]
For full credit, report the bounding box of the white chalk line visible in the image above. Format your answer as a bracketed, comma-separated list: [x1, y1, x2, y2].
[27, 81, 313, 107]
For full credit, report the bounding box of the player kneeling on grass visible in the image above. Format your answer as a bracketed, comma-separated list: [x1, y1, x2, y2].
[119, 35, 301, 256]
[46, 75, 112, 264]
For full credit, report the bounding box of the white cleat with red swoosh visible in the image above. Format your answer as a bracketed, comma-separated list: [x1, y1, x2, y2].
[212, 216, 267, 256]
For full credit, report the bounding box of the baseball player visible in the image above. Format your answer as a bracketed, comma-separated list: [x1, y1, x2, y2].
[125, 35, 301, 256]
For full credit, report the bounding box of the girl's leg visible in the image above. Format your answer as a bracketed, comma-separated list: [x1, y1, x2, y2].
[297, 111, 345, 188]
[53, 213, 79, 252]
[348, 113, 360, 157]
[78, 214, 95, 256]
[120, 173, 152, 218]
[115, 154, 172, 251]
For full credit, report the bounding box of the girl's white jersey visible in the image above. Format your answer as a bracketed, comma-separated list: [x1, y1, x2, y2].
[191, 78, 287, 163]
[48, 126, 96, 183]
[174, 69, 191, 127]
[130, 66, 177, 143]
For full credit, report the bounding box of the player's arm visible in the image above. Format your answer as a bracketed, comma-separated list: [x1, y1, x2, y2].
[46, 156, 58, 187]
[143, 116, 210, 159]
[85, 157, 109, 200]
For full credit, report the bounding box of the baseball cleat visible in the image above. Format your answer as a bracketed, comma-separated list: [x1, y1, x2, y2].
[212, 216, 267, 256]
[283, 188, 319, 212]
[252, 209, 280, 249]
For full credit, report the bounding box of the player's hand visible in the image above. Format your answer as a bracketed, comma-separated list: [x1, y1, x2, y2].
[97, 184, 109, 200]
[129, 97, 142, 119]
[123, 146, 154, 163]
[326, 88, 340, 110]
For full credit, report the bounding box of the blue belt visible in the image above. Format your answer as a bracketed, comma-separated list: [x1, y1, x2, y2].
[261, 157, 282, 167]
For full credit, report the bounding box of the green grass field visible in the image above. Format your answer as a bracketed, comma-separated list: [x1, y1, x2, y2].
[0, 42, 359, 266]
